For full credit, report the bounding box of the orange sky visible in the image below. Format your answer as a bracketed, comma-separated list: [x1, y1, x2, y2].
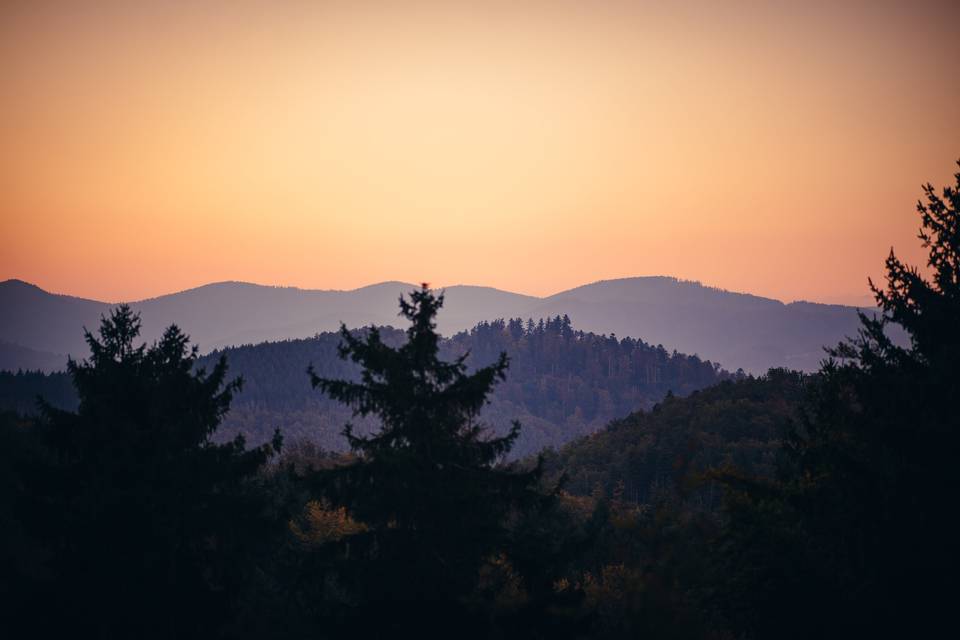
[1, 0, 958, 305]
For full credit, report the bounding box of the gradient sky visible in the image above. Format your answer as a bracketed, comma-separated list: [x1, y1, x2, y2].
[2, 0, 958, 304]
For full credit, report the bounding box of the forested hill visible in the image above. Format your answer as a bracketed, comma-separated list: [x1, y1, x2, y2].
[0, 316, 729, 457]
[542, 369, 806, 504]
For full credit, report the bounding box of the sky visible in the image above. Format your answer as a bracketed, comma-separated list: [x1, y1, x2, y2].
[1, 0, 958, 305]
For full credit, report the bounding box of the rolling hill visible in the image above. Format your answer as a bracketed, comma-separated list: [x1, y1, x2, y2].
[0, 317, 729, 457]
[0, 276, 879, 373]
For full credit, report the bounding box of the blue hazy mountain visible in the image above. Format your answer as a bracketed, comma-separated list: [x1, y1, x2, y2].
[0, 276, 879, 373]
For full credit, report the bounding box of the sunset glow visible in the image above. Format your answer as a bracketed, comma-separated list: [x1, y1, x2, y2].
[2, 0, 958, 303]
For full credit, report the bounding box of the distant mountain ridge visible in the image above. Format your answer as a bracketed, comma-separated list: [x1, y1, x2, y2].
[0, 276, 881, 373]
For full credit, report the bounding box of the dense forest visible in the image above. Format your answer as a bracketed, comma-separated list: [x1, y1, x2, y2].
[0, 318, 727, 457]
[0, 369, 77, 415]
[0, 163, 957, 638]
[543, 369, 806, 503]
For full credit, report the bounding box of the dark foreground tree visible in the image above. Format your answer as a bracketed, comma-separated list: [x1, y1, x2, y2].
[307, 286, 547, 635]
[717, 161, 960, 638]
[6, 306, 281, 639]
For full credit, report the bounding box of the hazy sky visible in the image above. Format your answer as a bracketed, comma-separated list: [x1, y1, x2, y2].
[2, 0, 958, 304]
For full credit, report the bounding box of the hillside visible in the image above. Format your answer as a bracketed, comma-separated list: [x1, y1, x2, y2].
[531, 278, 882, 373]
[542, 369, 807, 503]
[0, 317, 728, 457]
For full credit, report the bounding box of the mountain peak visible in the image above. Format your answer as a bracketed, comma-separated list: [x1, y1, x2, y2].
[352, 280, 419, 292]
[1, 278, 44, 292]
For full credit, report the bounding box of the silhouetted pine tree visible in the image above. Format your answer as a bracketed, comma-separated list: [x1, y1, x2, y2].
[307, 285, 544, 633]
[717, 160, 960, 638]
[19, 306, 281, 639]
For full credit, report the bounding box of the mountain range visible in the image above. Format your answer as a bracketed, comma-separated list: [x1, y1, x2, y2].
[0, 277, 882, 374]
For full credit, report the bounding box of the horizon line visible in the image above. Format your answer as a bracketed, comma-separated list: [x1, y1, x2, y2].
[1, 275, 878, 309]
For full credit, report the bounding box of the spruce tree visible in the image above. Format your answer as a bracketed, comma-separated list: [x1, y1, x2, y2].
[24, 306, 280, 639]
[717, 160, 960, 638]
[308, 285, 542, 630]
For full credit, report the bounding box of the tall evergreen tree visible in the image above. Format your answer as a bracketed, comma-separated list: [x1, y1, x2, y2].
[717, 161, 960, 638]
[17, 306, 281, 639]
[308, 285, 544, 633]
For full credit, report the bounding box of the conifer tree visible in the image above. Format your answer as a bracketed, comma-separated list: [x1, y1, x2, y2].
[27, 306, 280, 639]
[718, 160, 960, 638]
[308, 285, 543, 631]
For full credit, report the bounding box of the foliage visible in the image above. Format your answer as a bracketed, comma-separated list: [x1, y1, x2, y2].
[545, 369, 804, 506]
[300, 286, 548, 635]
[290, 500, 367, 547]
[0, 306, 281, 638]
[539, 371, 806, 639]
[714, 161, 960, 638]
